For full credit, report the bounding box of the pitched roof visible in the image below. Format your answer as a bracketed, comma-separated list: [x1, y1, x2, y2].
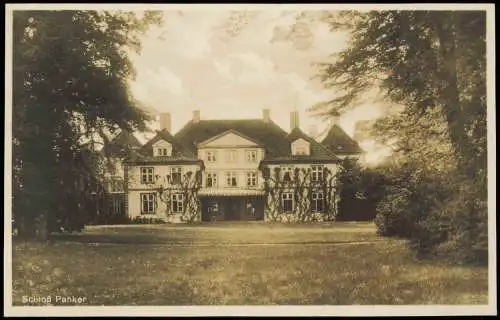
[262, 128, 341, 164]
[128, 129, 198, 163]
[102, 130, 142, 158]
[174, 119, 291, 157]
[197, 128, 263, 147]
[175, 119, 341, 163]
[321, 124, 364, 155]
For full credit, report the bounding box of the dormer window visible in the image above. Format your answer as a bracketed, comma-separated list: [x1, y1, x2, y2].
[153, 139, 172, 157]
[291, 138, 310, 156]
[157, 148, 171, 156]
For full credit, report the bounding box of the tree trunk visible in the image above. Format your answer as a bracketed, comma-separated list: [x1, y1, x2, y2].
[434, 12, 474, 177]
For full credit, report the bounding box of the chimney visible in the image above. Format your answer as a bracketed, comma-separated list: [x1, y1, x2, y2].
[192, 110, 200, 123]
[262, 109, 271, 123]
[332, 111, 341, 126]
[159, 112, 171, 132]
[290, 110, 300, 131]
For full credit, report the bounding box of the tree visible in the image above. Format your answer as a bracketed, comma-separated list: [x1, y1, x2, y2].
[314, 10, 486, 179]
[315, 10, 488, 264]
[12, 10, 162, 240]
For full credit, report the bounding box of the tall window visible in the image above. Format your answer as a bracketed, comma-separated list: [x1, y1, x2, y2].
[111, 197, 123, 215]
[311, 165, 324, 182]
[247, 172, 257, 187]
[141, 193, 156, 214]
[171, 167, 182, 185]
[171, 193, 184, 213]
[206, 151, 217, 162]
[226, 172, 238, 187]
[140, 167, 154, 184]
[226, 150, 238, 163]
[246, 150, 258, 163]
[281, 193, 294, 213]
[281, 166, 294, 182]
[206, 172, 218, 187]
[311, 192, 324, 212]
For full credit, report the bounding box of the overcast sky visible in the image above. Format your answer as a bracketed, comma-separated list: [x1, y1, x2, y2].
[129, 10, 386, 133]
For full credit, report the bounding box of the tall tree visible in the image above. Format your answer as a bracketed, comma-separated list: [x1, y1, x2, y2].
[314, 10, 487, 178]
[12, 10, 162, 239]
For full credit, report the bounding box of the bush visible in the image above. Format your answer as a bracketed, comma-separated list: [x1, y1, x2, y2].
[410, 176, 488, 265]
[374, 162, 488, 265]
[374, 187, 415, 237]
[130, 216, 166, 224]
[336, 159, 389, 221]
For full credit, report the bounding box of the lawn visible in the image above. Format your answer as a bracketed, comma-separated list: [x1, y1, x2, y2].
[11, 222, 488, 306]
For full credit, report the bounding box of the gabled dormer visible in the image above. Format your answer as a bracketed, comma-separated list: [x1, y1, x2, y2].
[153, 139, 173, 157]
[291, 137, 310, 156]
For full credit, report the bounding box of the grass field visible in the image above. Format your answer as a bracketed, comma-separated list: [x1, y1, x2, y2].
[11, 222, 488, 305]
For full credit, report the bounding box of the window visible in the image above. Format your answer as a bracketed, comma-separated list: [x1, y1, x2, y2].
[311, 165, 324, 182]
[281, 193, 294, 213]
[311, 192, 324, 212]
[206, 151, 217, 162]
[171, 193, 184, 213]
[206, 172, 218, 187]
[295, 146, 307, 155]
[246, 150, 258, 163]
[226, 172, 238, 187]
[156, 148, 171, 156]
[111, 197, 123, 215]
[170, 167, 182, 185]
[141, 193, 156, 214]
[109, 177, 124, 193]
[140, 167, 154, 184]
[226, 150, 238, 163]
[247, 172, 257, 187]
[281, 166, 294, 182]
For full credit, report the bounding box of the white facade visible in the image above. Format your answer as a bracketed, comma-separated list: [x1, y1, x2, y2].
[197, 130, 266, 190]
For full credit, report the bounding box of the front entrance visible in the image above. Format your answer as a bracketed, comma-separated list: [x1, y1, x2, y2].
[201, 196, 265, 222]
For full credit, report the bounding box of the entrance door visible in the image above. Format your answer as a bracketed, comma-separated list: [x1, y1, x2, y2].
[225, 198, 241, 221]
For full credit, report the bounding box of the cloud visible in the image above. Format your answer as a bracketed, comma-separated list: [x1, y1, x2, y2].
[129, 10, 385, 139]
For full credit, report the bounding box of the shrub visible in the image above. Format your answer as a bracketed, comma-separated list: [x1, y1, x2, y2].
[336, 159, 389, 221]
[131, 216, 166, 224]
[374, 187, 415, 237]
[374, 161, 488, 265]
[410, 176, 488, 265]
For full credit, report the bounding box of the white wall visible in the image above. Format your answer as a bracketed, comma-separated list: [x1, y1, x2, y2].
[127, 164, 201, 190]
[127, 190, 183, 222]
[197, 131, 265, 189]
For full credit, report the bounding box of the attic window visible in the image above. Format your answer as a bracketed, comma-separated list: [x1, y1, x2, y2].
[155, 146, 172, 157]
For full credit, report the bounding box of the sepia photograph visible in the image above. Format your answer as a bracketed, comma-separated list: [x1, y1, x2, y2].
[4, 3, 496, 317]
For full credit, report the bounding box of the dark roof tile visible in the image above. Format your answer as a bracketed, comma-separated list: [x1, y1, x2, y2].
[321, 124, 364, 155]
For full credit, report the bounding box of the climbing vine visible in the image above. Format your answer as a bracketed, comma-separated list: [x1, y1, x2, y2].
[262, 165, 340, 223]
[152, 170, 202, 223]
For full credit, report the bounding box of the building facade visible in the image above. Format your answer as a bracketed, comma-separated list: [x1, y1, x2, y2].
[105, 109, 363, 223]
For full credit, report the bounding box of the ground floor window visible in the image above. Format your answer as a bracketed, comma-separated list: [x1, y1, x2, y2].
[311, 192, 324, 212]
[171, 193, 184, 213]
[281, 192, 294, 213]
[111, 197, 123, 215]
[226, 172, 238, 187]
[141, 193, 156, 214]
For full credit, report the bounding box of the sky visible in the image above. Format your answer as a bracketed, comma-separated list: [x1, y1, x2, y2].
[127, 10, 391, 164]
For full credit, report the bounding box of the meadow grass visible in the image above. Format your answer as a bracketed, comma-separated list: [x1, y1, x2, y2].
[12, 222, 488, 305]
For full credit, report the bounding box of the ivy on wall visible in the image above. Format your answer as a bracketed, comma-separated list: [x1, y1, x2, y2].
[152, 170, 203, 223]
[262, 166, 340, 223]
